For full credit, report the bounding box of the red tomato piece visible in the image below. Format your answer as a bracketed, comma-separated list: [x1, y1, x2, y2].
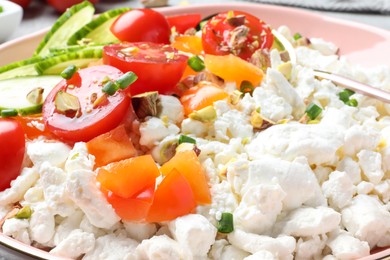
[101, 185, 154, 222]
[96, 155, 160, 199]
[103, 42, 188, 96]
[86, 124, 137, 168]
[160, 149, 211, 205]
[202, 10, 274, 60]
[47, 0, 98, 13]
[10, 0, 32, 9]
[166, 13, 202, 34]
[0, 119, 25, 191]
[110, 9, 170, 44]
[42, 65, 131, 142]
[146, 169, 196, 222]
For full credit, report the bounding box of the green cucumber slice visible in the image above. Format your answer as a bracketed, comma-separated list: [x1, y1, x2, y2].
[35, 48, 103, 75]
[0, 56, 44, 80]
[0, 76, 62, 115]
[67, 7, 131, 45]
[34, 1, 95, 57]
[49, 44, 104, 55]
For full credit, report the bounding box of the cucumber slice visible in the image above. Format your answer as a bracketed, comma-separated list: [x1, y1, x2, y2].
[34, 1, 95, 57]
[0, 56, 44, 80]
[49, 44, 104, 55]
[67, 7, 131, 45]
[0, 76, 62, 115]
[35, 48, 103, 75]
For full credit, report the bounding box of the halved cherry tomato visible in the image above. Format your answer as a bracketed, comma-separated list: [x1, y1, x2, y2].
[166, 13, 202, 34]
[101, 185, 154, 222]
[96, 155, 160, 198]
[204, 54, 264, 87]
[86, 124, 137, 168]
[14, 115, 54, 140]
[160, 149, 211, 204]
[180, 81, 228, 115]
[110, 9, 170, 44]
[42, 65, 131, 142]
[103, 42, 188, 96]
[47, 0, 98, 13]
[0, 119, 25, 191]
[146, 169, 196, 222]
[202, 10, 273, 60]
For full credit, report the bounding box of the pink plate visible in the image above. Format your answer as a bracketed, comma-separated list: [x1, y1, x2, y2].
[0, 2, 389, 259]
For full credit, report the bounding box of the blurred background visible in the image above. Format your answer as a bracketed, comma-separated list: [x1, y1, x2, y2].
[4, 0, 390, 42]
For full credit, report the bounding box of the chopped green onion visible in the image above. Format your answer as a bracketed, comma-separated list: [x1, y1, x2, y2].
[178, 135, 196, 145]
[338, 89, 355, 103]
[1, 109, 18, 118]
[240, 81, 254, 95]
[15, 206, 32, 219]
[116, 71, 138, 89]
[293, 33, 302, 40]
[187, 55, 205, 72]
[305, 103, 322, 120]
[0, 6, 3, 13]
[102, 81, 119, 96]
[60, 65, 77, 80]
[217, 212, 234, 233]
[346, 98, 358, 107]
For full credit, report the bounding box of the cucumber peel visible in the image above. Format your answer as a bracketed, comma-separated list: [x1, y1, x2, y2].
[34, 1, 95, 57]
[0, 56, 44, 80]
[67, 7, 131, 45]
[0, 76, 62, 115]
[35, 48, 103, 75]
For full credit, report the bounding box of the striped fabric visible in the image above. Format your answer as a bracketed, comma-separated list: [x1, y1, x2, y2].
[245, 0, 390, 14]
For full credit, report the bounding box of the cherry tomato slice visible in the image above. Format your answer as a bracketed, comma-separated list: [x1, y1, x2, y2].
[110, 9, 170, 44]
[103, 42, 188, 96]
[42, 65, 131, 142]
[146, 169, 196, 223]
[0, 119, 25, 191]
[166, 13, 202, 34]
[202, 10, 274, 60]
[101, 185, 154, 222]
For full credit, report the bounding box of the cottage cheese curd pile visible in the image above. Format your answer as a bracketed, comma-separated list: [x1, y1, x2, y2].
[1, 25, 390, 260]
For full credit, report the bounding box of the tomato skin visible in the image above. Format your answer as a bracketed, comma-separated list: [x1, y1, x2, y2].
[0, 119, 25, 191]
[202, 10, 273, 60]
[166, 14, 202, 34]
[42, 65, 131, 142]
[103, 42, 188, 96]
[96, 155, 160, 199]
[10, 0, 31, 9]
[101, 185, 154, 222]
[47, 0, 98, 13]
[146, 169, 196, 222]
[110, 9, 170, 44]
